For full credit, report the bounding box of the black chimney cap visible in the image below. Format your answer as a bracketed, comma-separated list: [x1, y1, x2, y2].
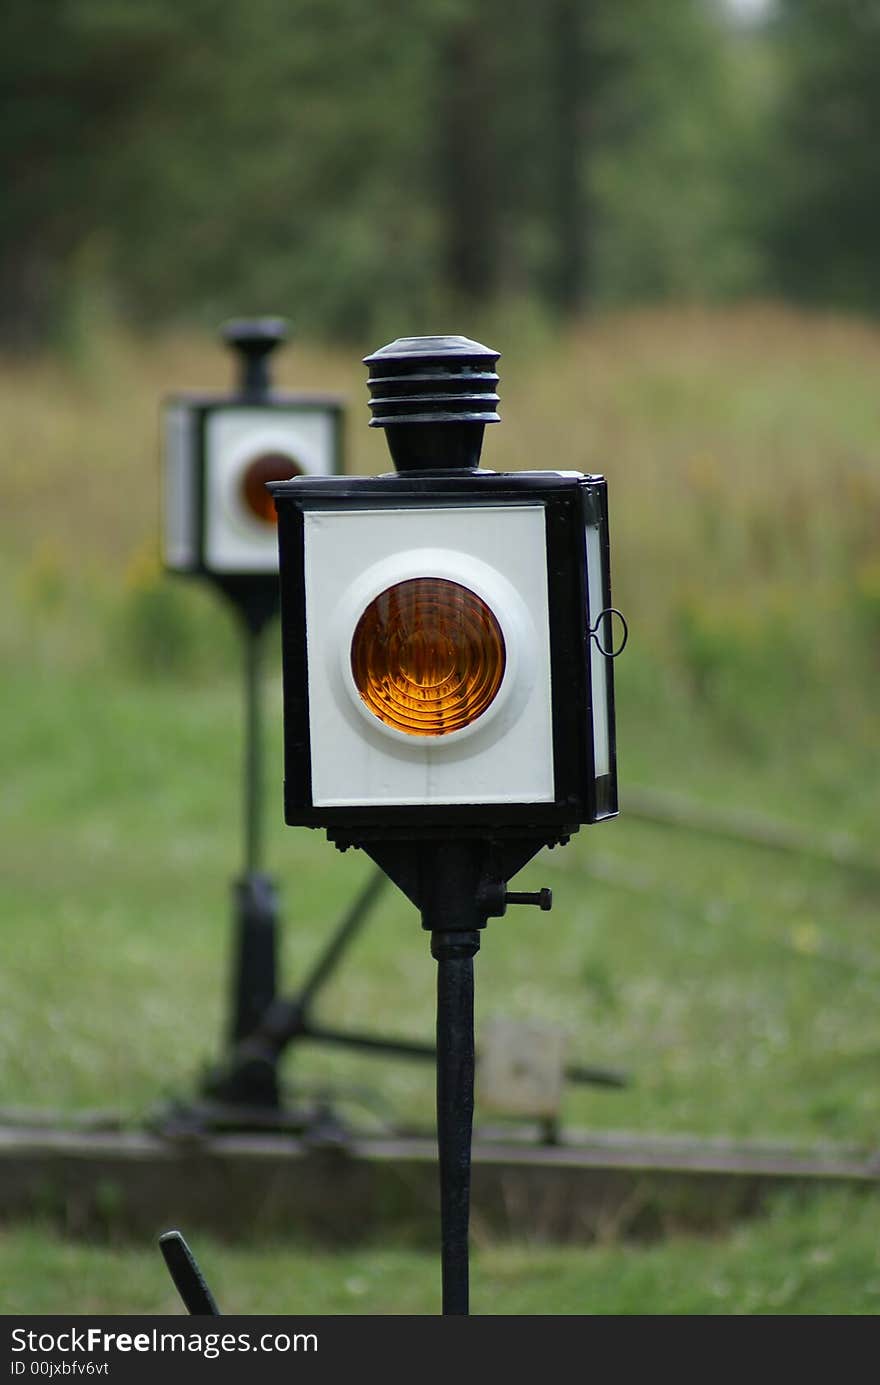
[364, 334, 500, 428]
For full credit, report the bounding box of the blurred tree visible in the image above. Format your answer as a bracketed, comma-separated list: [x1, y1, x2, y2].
[547, 0, 591, 311]
[104, 0, 448, 337]
[0, 0, 183, 345]
[0, 0, 769, 344]
[590, 0, 766, 304]
[434, 4, 500, 302]
[764, 0, 880, 311]
[430, 0, 742, 315]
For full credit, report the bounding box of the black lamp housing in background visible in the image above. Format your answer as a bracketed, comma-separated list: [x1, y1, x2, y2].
[162, 318, 344, 633]
[158, 319, 345, 1099]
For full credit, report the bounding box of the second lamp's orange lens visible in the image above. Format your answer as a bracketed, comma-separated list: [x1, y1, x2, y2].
[240, 452, 302, 524]
[351, 578, 506, 736]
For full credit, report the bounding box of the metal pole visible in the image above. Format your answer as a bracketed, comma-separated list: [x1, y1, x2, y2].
[243, 619, 262, 876]
[292, 869, 388, 1017]
[357, 838, 560, 1314]
[431, 928, 480, 1316]
[158, 1232, 221, 1316]
[225, 614, 278, 1055]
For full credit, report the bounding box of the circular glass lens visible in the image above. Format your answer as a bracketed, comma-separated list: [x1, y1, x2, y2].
[240, 452, 302, 524]
[351, 578, 506, 736]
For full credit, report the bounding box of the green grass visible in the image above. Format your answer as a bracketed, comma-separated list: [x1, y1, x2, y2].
[1, 644, 876, 1141]
[2, 1190, 879, 1314]
[1, 306, 879, 1312]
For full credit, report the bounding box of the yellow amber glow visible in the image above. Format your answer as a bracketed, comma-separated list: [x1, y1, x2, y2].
[351, 578, 506, 736]
[240, 452, 302, 524]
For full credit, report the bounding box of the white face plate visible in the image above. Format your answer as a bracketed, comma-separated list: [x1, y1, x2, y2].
[204, 407, 336, 573]
[162, 404, 198, 570]
[585, 523, 610, 779]
[303, 505, 555, 807]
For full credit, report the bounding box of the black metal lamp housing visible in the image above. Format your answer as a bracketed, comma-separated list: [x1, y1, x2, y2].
[271, 335, 618, 848]
[158, 318, 345, 1073]
[162, 318, 344, 625]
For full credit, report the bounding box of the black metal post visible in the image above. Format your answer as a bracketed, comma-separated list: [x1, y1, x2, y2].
[352, 833, 569, 1315]
[227, 614, 278, 1060]
[243, 618, 263, 877]
[432, 929, 479, 1316]
[158, 1232, 222, 1316]
[404, 839, 494, 1317]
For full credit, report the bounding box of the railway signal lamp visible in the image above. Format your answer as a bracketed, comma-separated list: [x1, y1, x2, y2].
[162, 317, 343, 628]
[270, 335, 624, 1314]
[160, 320, 345, 1106]
[274, 334, 619, 835]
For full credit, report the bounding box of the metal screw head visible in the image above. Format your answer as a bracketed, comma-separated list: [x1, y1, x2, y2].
[503, 888, 553, 912]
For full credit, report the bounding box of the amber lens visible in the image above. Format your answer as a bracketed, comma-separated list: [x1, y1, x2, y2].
[240, 452, 302, 524]
[351, 578, 506, 736]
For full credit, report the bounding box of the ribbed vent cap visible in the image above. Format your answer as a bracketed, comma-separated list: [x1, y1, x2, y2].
[364, 334, 500, 427]
[222, 317, 289, 397]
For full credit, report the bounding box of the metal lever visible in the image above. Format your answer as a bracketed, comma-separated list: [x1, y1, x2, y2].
[504, 889, 553, 911]
[159, 1230, 222, 1316]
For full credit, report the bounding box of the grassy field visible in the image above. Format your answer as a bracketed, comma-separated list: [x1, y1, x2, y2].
[3, 1190, 880, 1315]
[1, 305, 878, 1312]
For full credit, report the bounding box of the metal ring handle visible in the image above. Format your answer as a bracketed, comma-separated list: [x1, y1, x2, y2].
[589, 607, 628, 658]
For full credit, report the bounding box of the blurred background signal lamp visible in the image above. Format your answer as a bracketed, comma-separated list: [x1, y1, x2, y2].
[157, 318, 346, 1114]
[161, 317, 343, 585]
[240, 452, 303, 524]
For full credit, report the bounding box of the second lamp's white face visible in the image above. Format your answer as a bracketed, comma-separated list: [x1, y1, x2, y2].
[204, 407, 336, 573]
[303, 504, 555, 808]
